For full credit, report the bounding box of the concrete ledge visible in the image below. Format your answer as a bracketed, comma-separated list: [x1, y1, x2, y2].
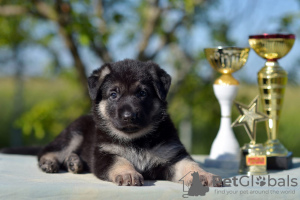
[1, 154, 299, 199]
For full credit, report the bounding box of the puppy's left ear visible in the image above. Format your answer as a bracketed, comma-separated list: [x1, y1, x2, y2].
[148, 62, 171, 101]
[87, 64, 111, 101]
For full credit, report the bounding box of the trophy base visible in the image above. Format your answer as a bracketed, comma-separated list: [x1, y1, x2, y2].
[239, 143, 251, 174]
[267, 152, 293, 170]
[265, 139, 289, 156]
[247, 171, 267, 176]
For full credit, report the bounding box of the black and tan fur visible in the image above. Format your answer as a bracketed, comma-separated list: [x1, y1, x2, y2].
[13, 59, 221, 186]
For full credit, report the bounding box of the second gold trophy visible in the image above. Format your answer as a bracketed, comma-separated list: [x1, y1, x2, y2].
[249, 34, 295, 157]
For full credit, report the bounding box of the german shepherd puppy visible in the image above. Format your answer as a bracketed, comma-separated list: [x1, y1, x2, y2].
[34, 59, 220, 186]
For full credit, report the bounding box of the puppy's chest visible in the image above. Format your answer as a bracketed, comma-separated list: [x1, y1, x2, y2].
[121, 147, 162, 172]
[100, 143, 181, 172]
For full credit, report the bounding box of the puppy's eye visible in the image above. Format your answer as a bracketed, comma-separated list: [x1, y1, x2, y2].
[110, 92, 117, 99]
[138, 90, 147, 97]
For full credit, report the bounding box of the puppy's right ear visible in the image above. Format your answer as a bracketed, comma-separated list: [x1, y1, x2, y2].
[87, 64, 111, 101]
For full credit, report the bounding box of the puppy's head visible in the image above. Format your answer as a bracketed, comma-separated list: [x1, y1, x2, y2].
[88, 59, 171, 139]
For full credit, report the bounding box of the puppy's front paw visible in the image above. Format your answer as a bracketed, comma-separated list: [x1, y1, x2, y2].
[65, 153, 83, 174]
[114, 170, 144, 186]
[198, 171, 222, 187]
[173, 159, 222, 187]
[39, 158, 59, 173]
[182, 171, 222, 187]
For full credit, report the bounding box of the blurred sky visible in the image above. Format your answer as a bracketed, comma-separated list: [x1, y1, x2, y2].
[200, 0, 300, 83]
[2, 0, 300, 83]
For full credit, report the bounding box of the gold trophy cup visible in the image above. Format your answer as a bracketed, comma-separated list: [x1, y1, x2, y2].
[204, 47, 250, 86]
[249, 34, 295, 157]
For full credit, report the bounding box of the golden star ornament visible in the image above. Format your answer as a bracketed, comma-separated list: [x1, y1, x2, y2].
[231, 96, 268, 144]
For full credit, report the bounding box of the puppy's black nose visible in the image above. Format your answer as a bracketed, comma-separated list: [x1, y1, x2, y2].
[122, 111, 137, 122]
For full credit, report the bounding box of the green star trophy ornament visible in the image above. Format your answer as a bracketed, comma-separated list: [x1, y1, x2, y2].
[232, 96, 269, 175]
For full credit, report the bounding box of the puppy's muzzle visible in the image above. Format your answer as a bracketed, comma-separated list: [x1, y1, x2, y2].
[118, 104, 139, 123]
[122, 111, 137, 122]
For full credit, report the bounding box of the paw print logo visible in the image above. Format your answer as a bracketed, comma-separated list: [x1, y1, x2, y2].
[256, 176, 266, 186]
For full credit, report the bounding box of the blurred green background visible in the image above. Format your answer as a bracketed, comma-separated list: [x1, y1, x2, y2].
[0, 0, 300, 156]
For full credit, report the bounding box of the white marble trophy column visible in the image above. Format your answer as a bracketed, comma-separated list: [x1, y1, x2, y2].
[210, 84, 240, 159]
